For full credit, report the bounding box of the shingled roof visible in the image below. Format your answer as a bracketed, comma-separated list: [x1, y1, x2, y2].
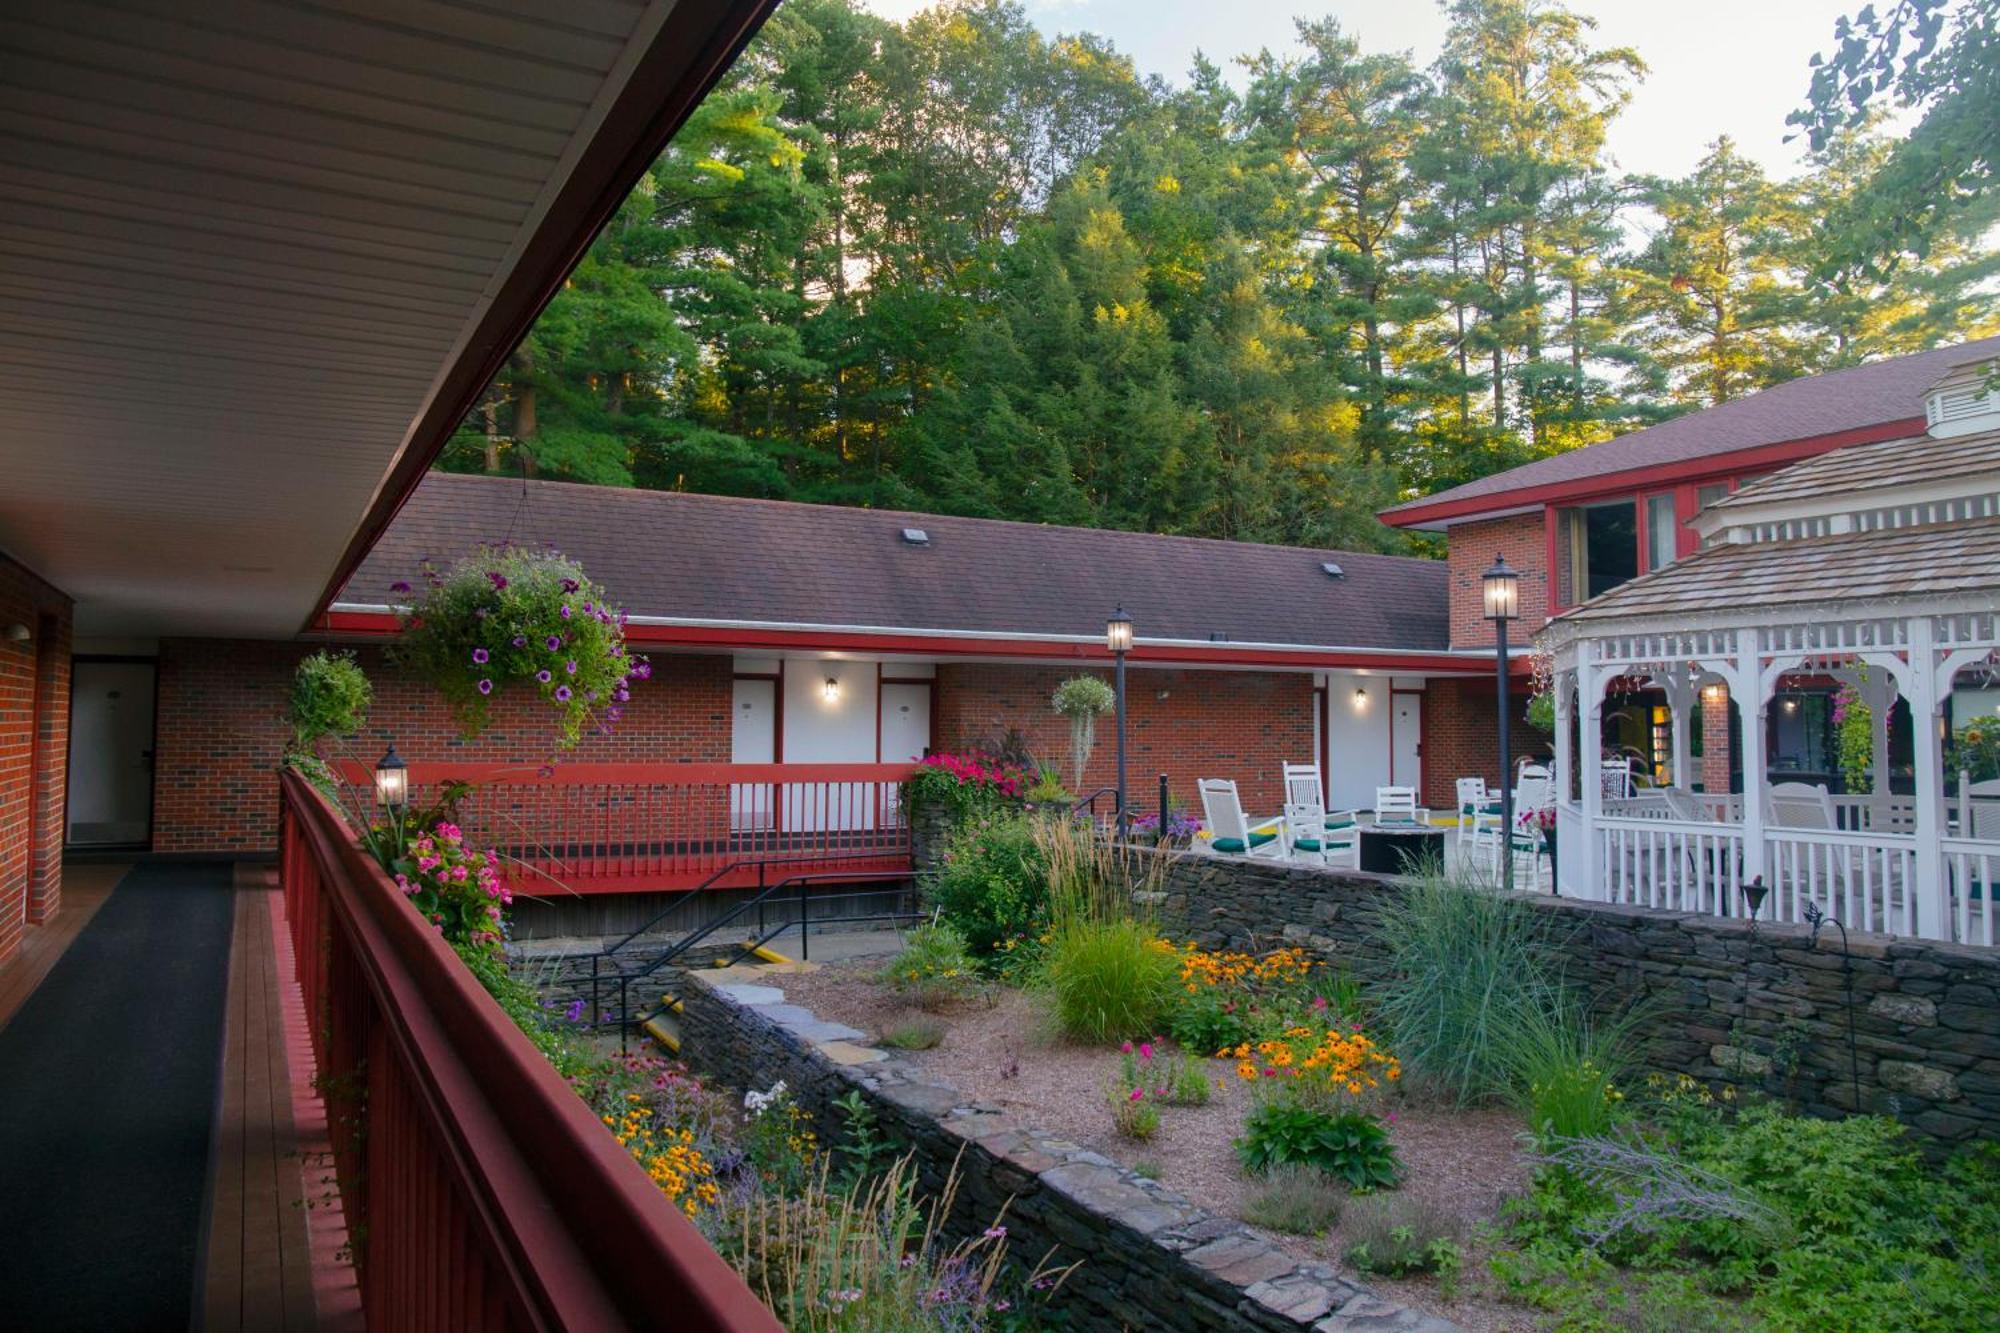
[1381, 335, 2000, 527]
[344, 473, 1451, 653]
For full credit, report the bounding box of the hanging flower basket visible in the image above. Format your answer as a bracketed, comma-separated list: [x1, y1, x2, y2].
[391, 545, 650, 749]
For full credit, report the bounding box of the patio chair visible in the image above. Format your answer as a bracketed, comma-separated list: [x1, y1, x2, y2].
[1288, 792, 1368, 868]
[1455, 777, 1493, 847]
[1374, 786, 1428, 827]
[1766, 781, 1837, 830]
[1966, 779, 2000, 842]
[1198, 778, 1287, 860]
[1282, 761, 1362, 842]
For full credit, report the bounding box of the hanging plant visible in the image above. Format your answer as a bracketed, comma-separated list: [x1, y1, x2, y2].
[1832, 683, 1872, 792]
[1052, 674, 1116, 788]
[287, 649, 373, 755]
[391, 545, 650, 749]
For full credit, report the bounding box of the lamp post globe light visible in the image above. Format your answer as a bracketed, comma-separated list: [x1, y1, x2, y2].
[1483, 556, 1520, 893]
[1107, 607, 1134, 843]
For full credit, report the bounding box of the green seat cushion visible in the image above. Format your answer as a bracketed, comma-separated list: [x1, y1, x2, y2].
[1292, 838, 1322, 852]
[1212, 829, 1279, 854]
[1324, 817, 1356, 831]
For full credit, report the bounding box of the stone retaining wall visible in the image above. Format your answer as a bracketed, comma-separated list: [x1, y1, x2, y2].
[1157, 854, 2000, 1146]
[676, 968, 1457, 1333]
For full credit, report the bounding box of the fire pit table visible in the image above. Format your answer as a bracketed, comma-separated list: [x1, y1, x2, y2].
[1357, 824, 1446, 876]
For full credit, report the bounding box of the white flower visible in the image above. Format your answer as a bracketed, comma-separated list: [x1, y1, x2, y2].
[743, 1079, 788, 1117]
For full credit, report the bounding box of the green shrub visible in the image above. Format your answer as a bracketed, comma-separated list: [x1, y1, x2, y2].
[1236, 1101, 1401, 1191]
[1243, 1164, 1344, 1235]
[288, 649, 372, 753]
[930, 814, 1047, 958]
[1163, 1049, 1213, 1106]
[1493, 992, 1632, 1144]
[1343, 1194, 1463, 1282]
[1043, 919, 1178, 1042]
[881, 923, 978, 1010]
[1369, 869, 1562, 1101]
[880, 1016, 947, 1050]
[1167, 987, 1253, 1055]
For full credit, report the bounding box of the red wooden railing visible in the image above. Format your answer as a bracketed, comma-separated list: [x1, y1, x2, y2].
[279, 770, 781, 1332]
[332, 761, 921, 894]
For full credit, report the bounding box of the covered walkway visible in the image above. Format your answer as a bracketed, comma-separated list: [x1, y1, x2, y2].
[0, 862, 347, 1332]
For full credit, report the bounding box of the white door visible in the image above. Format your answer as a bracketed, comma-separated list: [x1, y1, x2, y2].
[732, 677, 777, 830]
[1391, 691, 1423, 791]
[879, 683, 931, 764]
[880, 682, 931, 823]
[67, 660, 157, 846]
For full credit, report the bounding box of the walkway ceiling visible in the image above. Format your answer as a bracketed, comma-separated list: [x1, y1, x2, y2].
[0, 0, 772, 638]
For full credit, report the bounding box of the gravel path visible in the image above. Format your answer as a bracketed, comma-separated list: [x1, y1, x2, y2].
[778, 964, 1544, 1331]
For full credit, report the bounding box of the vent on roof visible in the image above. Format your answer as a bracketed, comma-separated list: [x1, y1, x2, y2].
[1209, 632, 1230, 643]
[1320, 561, 1345, 579]
[1926, 380, 2000, 439]
[900, 527, 930, 545]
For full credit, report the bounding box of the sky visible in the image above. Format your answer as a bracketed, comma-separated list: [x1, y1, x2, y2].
[855, 0, 1883, 180]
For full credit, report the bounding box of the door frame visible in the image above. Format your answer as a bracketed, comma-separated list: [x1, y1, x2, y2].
[64, 653, 161, 851]
[1390, 686, 1425, 798]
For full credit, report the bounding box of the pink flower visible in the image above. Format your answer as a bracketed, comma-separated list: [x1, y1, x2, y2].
[486, 571, 508, 590]
[1128, 1088, 1143, 1101]
[1139, 1043, 1154, 1061]
[1120, 1041, 1133, 1054]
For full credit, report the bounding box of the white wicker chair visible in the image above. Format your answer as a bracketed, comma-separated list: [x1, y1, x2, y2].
[1282, 761, 1360, 857]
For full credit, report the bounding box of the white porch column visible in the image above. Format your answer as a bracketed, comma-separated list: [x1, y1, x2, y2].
[1660, 667, 1694, 791]
[1870, 674, 1894, 798]
[1578, 643, 1604, 899]
[1910, 617, 1949, 940]
[1730, 645, 1768, 886]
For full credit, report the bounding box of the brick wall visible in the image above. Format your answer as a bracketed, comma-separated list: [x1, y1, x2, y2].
[0, 554, 73, 965]
[1418, 676, 1536, 810]
[1447, 512, 1549, 650]
[933, 663, 1312, 815]
[1702, 684, 1734, 793]
[152, 640, 733, 854]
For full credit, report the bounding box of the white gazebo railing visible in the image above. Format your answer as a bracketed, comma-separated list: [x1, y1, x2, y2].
[1547, 598, 2000, 947]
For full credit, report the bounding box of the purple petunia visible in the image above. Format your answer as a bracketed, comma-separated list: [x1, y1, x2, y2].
[477, 679, 493, 695]
[559, 603, 572, 619]
[565, 659, 578, 675]
[487, 571, 508, 591]
[545, 635, 562, 651]
[554, 685, 572, 702]
[630, 661, 652, 681]
[472, 647, 489, 664]
[560, 578, 580, 594]
[390, 580, 412, 595]
[611, 644, 624, 657]
[536, 669, 552, 684]
[512, 636, 527, 648]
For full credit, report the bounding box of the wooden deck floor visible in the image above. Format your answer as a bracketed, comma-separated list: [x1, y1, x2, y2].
[202, 871, 363, 1333]
[0, 862, 121, 1032]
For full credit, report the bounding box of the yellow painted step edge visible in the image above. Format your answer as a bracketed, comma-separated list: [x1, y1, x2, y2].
[642, 1014, 682, 1053]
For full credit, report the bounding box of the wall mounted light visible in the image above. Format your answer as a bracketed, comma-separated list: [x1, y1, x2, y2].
[1782, 697, 1799, 714]
[823, 675, 841, 703]
[1701, 683, 1725, 707]
[1353, 686, 1368, 709]
[3, 622, 29, 644]
[374, 744, 409, 810]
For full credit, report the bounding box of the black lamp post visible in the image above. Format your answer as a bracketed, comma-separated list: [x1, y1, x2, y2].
[1107, 607, 1134, 843]
[1483, 556, 1520, 892]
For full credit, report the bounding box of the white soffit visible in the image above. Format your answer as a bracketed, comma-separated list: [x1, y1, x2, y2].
[0, 0, 676, 636]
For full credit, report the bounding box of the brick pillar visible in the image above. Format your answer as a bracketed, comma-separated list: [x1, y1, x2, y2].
[28, 613, 69, 923]
[1701, 684, 1733, 794]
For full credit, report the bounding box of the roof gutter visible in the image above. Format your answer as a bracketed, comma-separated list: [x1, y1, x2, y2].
[1376, 418, 1925, 530]
[302, 0, 781, 633]
[324, 603, 1504, 672]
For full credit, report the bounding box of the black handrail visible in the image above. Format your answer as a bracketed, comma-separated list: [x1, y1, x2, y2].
[600, 853, 873, 957]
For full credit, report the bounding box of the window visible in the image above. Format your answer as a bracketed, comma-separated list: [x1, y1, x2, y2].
[1695, 483, 1730, 548]
[1645, 493, 1678, 571]
[1769, 692, 1835, 780]
[1555, 499, 1640, 604]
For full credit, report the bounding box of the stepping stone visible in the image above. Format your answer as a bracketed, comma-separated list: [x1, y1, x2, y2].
[714, 984, 785, 1006]
[816, 1041, 887, 1066]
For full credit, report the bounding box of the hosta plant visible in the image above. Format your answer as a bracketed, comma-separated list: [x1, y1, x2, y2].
[1237, 1101, 1403, 1191]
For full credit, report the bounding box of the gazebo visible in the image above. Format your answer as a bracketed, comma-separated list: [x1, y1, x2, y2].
[1543, 363, 2000, 946]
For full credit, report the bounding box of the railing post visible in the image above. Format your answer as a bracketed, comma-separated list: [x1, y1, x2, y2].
[799, 873, 809, 962]
[1158, 773, 1169, 842]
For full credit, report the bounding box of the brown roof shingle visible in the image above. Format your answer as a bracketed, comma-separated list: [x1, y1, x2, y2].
[1382, 335, 2000, 523]
[1706, 426, 2000, 511]
[1557, 516, 2000, 625]
[345, 474, 1451, 653]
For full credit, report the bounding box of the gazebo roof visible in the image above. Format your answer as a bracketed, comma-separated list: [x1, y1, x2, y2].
[1556, 515, 2000, 627]
[1704, 425, 2000, 512]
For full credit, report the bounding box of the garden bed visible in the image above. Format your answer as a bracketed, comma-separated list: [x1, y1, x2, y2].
[778, 962, 1539, 1332]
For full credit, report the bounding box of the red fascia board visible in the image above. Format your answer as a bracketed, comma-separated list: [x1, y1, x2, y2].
[317, 609, 1482, 674]
[303, 0, 780, 632]
[1377, 418, 1923, 529]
